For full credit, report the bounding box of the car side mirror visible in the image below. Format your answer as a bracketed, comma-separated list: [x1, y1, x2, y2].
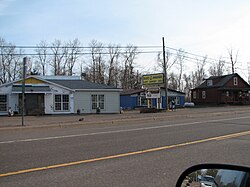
[176, 164, 250, 187]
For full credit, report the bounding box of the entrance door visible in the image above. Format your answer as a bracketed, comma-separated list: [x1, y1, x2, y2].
[19, 94, 45, 115]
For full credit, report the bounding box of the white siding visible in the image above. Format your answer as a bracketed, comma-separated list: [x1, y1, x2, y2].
[74, 91, 120, 114]
[44, 93, 53, 114]
[44, 84, 74, 114]
[9, 93, 19, 112]
[74, 91, 91, 113]
[0, 85, 13, 115]
[105, 92, 120, 113]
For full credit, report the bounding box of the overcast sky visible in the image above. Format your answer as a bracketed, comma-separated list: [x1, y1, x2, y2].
[1, 0, 250, 78]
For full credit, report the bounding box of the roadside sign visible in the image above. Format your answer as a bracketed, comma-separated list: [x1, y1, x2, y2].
[146, 92, 160, 99]
[146, 88, 160, 99]
[143, 73, 164, 86]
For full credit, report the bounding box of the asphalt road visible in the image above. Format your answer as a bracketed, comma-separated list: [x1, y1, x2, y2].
[1, 108, 250, 187]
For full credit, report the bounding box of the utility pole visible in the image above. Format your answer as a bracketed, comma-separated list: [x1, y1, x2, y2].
[22, 57, 27, 126]
[248, 62, 250, 84]
[162, 37, 168, 110]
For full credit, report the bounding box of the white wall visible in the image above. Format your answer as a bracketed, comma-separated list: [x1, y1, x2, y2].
[74, 91, 120, 114]
[44, 84, 74, 114]
[0, 84, 14, 115]
[9, 93, 19, 112]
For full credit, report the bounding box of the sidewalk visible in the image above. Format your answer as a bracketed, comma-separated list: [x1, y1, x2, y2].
[1, 106, 250, 130]
[0, 110, 177, 129]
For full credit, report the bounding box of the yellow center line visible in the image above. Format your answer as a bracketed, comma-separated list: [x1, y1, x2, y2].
[1, 130, 250, 178]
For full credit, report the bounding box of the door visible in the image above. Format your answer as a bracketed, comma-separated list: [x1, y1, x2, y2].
[19, 94, 45, 115]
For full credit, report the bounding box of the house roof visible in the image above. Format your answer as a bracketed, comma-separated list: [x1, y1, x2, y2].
[0, 76, 119, 91]
[121, 89, 145, 96]
[195, 73, 250, 89]
[46, 79, 118, 90]
[164, 88, 186, 95]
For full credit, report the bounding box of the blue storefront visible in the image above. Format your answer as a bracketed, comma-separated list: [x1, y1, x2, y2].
[120, 88, 185, 109]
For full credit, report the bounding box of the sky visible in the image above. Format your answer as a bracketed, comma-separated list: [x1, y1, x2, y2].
[1, 0, 250, 79]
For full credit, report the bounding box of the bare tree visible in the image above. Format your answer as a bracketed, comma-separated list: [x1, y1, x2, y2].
[227, 47, 238, 74]
[168, 72, 178, 90]
[192, 56, 207, 87]
[183, 73, 192, 102]
[34, 40, 49, 76]
[155, 50, 176, 73]
[107, 43, 120, 86]
[65, 38, 82, 76]
[120, 45, 139, 89]
[208, 58, 226, 76]
[0, 37, 23, 84]
[88, 40, 106, 83]
[176, 49, 185, 91]
[50, 39, 66, 75]
[154, 50, 177, 94]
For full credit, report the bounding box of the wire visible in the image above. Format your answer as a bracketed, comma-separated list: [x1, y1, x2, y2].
[0, 44, 244, 65]
[2, 45, 162, 49]
[0, 44, 221, 62]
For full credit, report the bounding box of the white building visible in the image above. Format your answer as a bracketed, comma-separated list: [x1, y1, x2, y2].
[0, 76, 121, 115]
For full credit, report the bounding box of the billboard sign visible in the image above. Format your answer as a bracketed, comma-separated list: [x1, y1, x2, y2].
[143, 73, 164, 86]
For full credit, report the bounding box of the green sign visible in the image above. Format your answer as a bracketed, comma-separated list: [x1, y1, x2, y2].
[143, 73, 164, 85]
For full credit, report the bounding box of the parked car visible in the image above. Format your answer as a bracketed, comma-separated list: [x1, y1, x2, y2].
[184, 102, 195, 107]
[198, 175, 215, 187]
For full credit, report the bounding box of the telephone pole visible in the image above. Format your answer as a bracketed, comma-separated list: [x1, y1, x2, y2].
[22, 57, 27, 126]
[162, 37, 168, 110]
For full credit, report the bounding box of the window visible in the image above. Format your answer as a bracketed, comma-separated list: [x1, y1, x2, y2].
[91, 94, 105, 109]
[175, 97, 180, 105]
[193, 91, 197, 99]
[0, 95, 7, 112]
[234, 77, 238, 85]
[207, 80, 213, 86]
[202, 91, 206, 99]
[54, 94, 69, 111]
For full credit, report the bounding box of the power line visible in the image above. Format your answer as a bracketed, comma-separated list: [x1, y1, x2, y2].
[2, 45, 162, 49]
[0, 44, 245, 65]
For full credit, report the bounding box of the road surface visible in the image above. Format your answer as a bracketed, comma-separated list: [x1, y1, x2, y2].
[1, 108, 250, 186]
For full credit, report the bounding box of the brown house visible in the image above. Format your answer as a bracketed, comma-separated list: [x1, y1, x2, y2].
[191, 73, 250, 105]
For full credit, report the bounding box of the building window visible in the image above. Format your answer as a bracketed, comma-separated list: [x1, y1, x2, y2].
[207, 80, 213, 86]
[91, 94, 105, 109]
[175, 97, 180, 105]
[0, 95, 7, 112]
[54, 94, 69, 111]
[193, 91, 197, 99]
[202, 91, 206, 99]
[234, 77, 238, 85]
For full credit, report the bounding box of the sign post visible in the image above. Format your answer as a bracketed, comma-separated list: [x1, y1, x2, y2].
[22, 57, 27, 126]
[142, 73, 164, 109]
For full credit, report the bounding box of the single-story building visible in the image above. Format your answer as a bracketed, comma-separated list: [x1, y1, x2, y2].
[120, 88, 185, 109]
[0, 75, 121, 115]
[191, 73, 250, 105]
